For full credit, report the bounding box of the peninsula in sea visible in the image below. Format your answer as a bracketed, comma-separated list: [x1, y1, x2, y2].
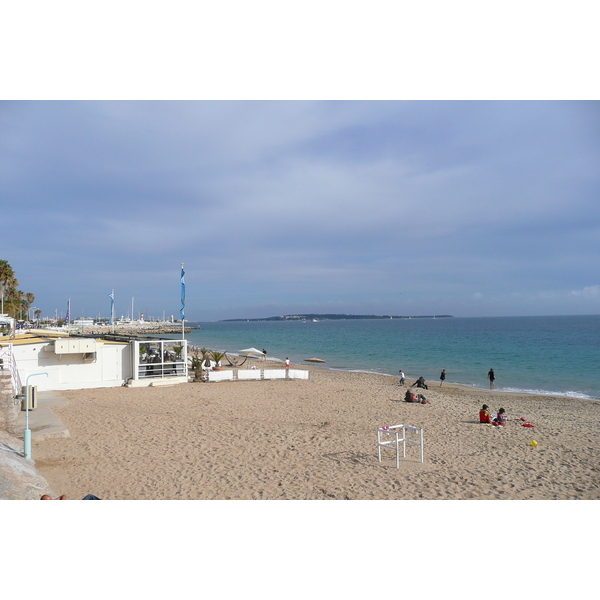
[221, 313, 453, 322]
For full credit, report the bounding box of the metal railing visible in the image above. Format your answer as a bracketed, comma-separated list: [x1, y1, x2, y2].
[0, 343, 22, 396]
[137, 360, 186, 379]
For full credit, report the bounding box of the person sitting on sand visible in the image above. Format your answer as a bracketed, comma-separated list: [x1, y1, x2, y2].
[493, 408, 507, 426]
[405, 390, 418, 402]
[411, 376, 428, 390]
[479, 404, 491, 423]
[404, 390, 429, 404]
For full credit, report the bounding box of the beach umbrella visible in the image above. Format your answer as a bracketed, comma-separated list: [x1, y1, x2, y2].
[304, 357, 326, 363]
[239, 347, 264, 357]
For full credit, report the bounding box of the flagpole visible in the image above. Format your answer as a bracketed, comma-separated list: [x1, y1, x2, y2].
[180, 263, 185, 340]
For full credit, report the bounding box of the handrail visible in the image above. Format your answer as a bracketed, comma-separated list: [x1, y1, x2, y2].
[0, 343, 22, 396]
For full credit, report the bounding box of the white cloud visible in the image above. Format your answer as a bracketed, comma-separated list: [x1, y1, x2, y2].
[569, 285, 600, 298]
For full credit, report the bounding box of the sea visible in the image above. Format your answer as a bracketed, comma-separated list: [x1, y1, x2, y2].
[180, 315, 600, 400]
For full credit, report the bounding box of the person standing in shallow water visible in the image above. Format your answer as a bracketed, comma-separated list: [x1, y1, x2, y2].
[440, 369, 446, 386]
[488, 368, 495, 389]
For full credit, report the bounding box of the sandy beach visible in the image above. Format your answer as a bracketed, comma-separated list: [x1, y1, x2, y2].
[32, 362, 600, 500]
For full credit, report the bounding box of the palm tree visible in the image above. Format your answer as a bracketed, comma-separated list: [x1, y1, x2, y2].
[210, 350, 226, 367]
[22, 292, 35, 319]
[0, 260, 18, 289]
[0, 260, 35, 319]
[0, 260, 18, 315]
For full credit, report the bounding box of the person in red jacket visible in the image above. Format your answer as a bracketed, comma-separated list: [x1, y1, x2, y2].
[479, 404, 491, 423]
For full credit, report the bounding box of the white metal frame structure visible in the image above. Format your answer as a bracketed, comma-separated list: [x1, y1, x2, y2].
[134, 339, 187, 381]
[377, 424, 424, 467]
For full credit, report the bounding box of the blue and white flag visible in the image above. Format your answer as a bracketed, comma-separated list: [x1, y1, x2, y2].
[180, 265, 185, 321]
[109, 291, 114, 325]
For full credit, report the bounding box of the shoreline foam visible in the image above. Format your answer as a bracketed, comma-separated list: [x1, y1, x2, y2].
[314, 365, 599, 401]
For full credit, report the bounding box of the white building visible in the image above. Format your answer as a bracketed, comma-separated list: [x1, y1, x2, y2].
[73, 318, 95, 326]
[0, 330, 188, 393]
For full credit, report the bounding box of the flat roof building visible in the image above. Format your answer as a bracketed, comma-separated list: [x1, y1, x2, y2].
[0, 330, 188, 393]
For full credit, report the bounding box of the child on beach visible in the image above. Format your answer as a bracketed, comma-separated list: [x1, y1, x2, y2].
[399, 370, 405, 385]
[493, 408, 507, 426]
[479, 404, 491, 423]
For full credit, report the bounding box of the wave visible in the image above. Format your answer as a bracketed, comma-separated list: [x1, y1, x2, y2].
[495, 386, 597, 400]
[322, 366, 599, 400]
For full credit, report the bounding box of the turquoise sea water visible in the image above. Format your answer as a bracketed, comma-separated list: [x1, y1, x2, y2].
[181, 315, 600, 400]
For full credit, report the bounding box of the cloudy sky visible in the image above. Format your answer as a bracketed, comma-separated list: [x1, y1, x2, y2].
[1, 100, 598, 321]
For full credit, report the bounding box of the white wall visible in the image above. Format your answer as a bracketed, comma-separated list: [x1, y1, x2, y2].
[14, 341, 132, 391]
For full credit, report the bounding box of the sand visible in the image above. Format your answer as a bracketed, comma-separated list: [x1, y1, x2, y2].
[32, 363, 600, 500]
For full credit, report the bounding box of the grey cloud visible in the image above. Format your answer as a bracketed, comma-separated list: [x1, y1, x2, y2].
[2, 100, 598, 320]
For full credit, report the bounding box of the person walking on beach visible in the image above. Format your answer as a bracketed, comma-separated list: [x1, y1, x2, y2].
[399, 370, 405, 385]
[285, 357, 290, 368]
[440, 369, 446, 386]
[488, 368, 495, 389]
[262, 349, 267, 362]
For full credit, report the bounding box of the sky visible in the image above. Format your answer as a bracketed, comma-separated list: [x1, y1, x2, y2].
[1, 100, 599, 321]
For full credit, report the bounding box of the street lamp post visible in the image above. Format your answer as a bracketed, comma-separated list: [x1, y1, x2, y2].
[23, 372, 48, 459]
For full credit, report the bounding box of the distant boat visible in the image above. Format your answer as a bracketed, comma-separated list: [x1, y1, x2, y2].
[312, 318, 319, 322]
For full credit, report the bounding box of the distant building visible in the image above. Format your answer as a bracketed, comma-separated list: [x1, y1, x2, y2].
[73, 318, 95, 326]
[0, 314, 15, 335]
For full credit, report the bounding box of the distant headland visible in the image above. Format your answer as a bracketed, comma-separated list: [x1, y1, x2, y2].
[221, 314, 453, 322]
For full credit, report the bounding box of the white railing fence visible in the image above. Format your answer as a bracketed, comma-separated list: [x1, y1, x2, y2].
[0, 343, 22, 396]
